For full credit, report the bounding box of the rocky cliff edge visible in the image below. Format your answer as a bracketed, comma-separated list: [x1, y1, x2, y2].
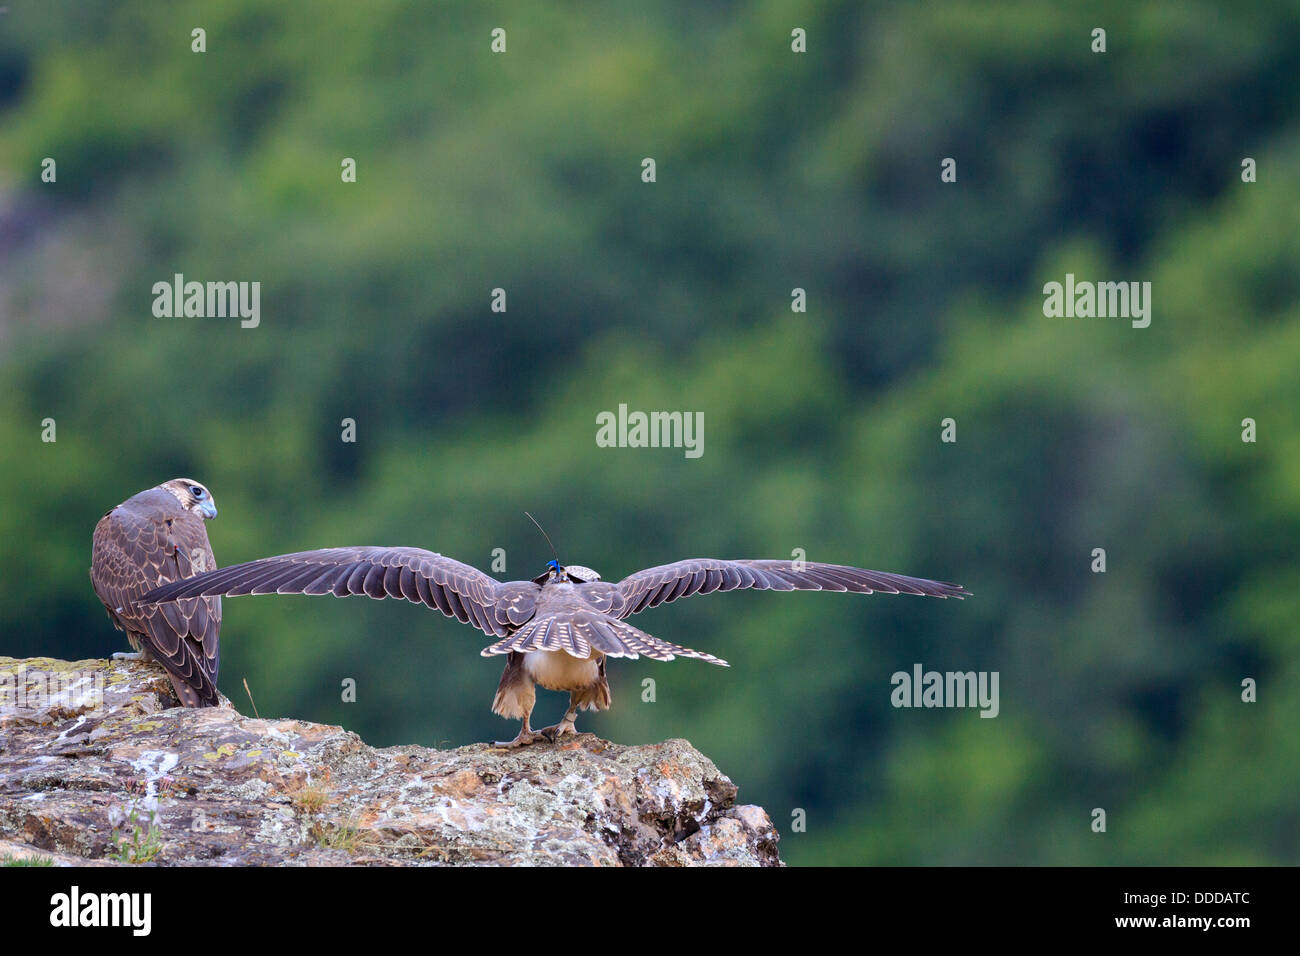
[0, 656, 780, 866]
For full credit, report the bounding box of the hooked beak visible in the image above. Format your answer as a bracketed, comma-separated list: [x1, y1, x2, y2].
[198, 501, 218, 520]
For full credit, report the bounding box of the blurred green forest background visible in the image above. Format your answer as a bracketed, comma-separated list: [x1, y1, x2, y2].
[1, 1, 1298, 865]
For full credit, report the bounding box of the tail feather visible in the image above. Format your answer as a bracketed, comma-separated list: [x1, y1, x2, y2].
[481, 614, 728, 666]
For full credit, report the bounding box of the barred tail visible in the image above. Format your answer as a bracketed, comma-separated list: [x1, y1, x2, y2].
[481, 613, 728, 666]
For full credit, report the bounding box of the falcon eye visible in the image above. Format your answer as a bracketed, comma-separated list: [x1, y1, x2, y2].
[191, 487, 205, 499]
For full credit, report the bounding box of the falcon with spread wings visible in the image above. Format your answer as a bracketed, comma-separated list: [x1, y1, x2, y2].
[142, 545, 968, 744]
[90, 479, 222, 707]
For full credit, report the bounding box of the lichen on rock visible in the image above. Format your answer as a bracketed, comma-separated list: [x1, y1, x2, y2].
[0, 657, 780, 866]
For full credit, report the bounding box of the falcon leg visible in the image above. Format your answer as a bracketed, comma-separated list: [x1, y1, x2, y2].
[491, 652, 546, 747]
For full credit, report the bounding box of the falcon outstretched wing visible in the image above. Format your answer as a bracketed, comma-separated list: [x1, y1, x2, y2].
[140, 546, 538, 639]
[615, 558, 969, 617]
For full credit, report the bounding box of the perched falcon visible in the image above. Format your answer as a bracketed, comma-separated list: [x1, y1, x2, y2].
[90, 479, 222, 707]
[142, 546, 968, 744]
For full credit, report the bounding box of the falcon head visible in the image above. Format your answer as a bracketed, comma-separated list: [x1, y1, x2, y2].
[534, 560, 602, 584]
[161, 478, 218, 520]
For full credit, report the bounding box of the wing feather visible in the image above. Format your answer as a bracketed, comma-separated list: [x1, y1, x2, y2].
[616, 558, 969, 617]
[140, 546, 531, 640]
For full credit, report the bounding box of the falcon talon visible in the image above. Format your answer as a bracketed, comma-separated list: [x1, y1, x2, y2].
[139, 538, 969, 743]
[494, 731, 548, 749]
[537, 713, 579, 742]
